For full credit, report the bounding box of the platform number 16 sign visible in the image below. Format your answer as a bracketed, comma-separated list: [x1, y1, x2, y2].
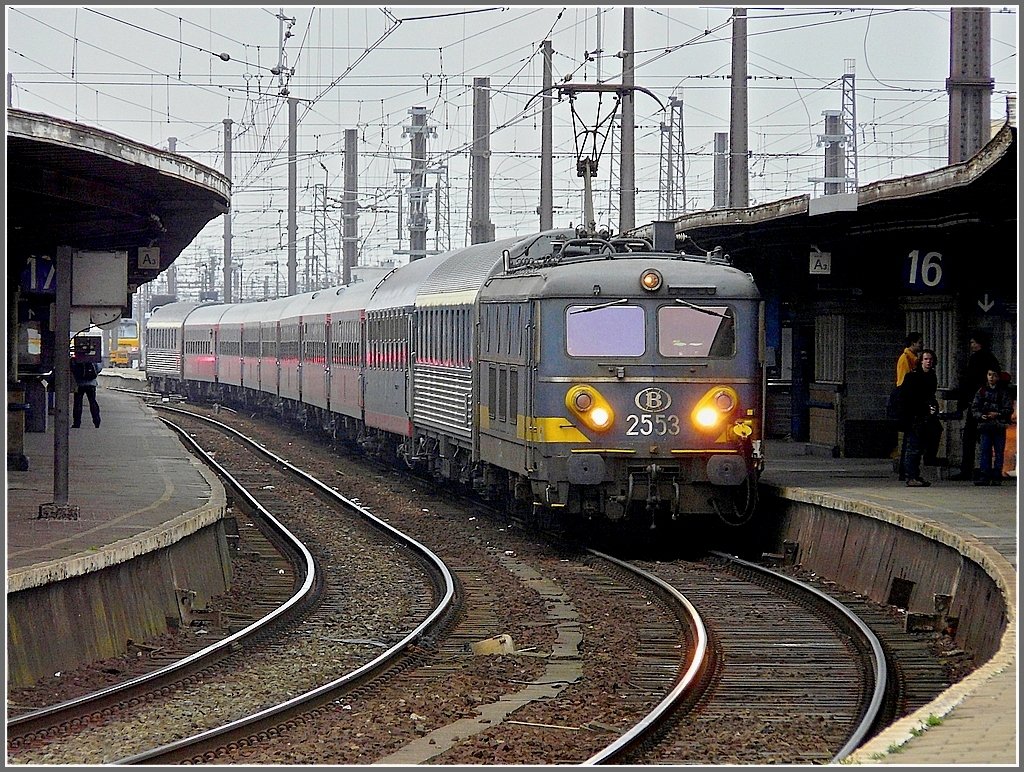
[904, 249, 945, 291]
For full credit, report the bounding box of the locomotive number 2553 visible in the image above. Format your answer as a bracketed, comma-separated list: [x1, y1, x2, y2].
[625, 414, 680, 436]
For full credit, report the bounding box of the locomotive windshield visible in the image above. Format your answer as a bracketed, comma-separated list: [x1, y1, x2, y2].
[566, 304, 645, 356]
[657, 305, 734, 357]
[565, 302, 735, 358]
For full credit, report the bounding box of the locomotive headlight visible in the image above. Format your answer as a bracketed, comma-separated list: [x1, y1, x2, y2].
[695, 406, 720, 428]
[640, 269, 663, 292]
[566, 385, 615, 433]
[590, 406, 612, 429]
[691, 386, 740, 433]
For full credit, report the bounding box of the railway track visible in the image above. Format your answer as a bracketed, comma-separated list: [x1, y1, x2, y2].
[126, 408, 693, 765]
[601, 552, 887, 764]
[8, 394, 958, 764]
[6, 409, 455, 765]
[138, 406, 887, 765]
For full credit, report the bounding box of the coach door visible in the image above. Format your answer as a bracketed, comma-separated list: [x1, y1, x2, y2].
[323, 314, 332, 412]
[212, 324, 221, 384]
[523, 300, 538, 476]
[273, 321, 282, 396]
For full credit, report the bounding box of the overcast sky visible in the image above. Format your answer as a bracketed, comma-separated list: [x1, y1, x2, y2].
[6, 4, 1019, 299]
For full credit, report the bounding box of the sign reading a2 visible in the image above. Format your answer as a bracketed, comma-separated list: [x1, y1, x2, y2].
[905, 250, 945, 290]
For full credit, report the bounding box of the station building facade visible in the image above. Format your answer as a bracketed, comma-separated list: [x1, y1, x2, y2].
[640, 123, 1017, 461]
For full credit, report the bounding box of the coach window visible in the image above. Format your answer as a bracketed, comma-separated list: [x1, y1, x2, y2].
[428, 310, 435, 363]
[418, 311, 424, 364]
[393, 314, 400, 370]
[509, 369, 518, 424]
[454, 309, 461, 366]
[444, 309, 452, 365]
[380, 317, 386, 368]
[437, 309, 443, 364]
[395, 314, 402, 370]
[488, 366, 497, 420]
[494, 305, 504, 355]
[370, 317, 378, 367]
[416, 312, 424, 363]
[448, 309, 456, 366]
[566, 304, 645, 357]
[498, 367, 508, 422]
[448, 308, 455, 365]
[399, 313, 405, 369]
[397, 314, 404, 370]
[436, 309, 444, 365]
[657, 305, 735, 357]
[510, 305, 521, 358]
[452, 309, 460, 366]
[432, 310, 439, 365]
[488, 305, 499, 355]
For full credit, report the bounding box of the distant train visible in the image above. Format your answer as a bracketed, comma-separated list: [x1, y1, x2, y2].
[146, 228, 765, 529]
[110, 318, 140, 368]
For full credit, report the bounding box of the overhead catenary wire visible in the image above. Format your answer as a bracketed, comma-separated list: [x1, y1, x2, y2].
[8, 5, 1014, 287]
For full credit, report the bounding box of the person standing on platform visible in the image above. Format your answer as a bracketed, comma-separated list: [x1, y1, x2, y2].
[71, 356, 102, 428]
[896, 332, 923, 386]
[970, 367, 1014, 486]
[900, 349, 940, 487]
[950, 329, 1001, 481]
[891, 332, 923, 479]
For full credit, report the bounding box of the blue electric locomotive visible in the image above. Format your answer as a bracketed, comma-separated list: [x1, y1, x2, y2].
[146, 227, 764, 529]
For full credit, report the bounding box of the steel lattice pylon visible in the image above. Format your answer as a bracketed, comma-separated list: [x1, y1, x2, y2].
[658, 95, 687, 218]
[841, 64, 858, 194]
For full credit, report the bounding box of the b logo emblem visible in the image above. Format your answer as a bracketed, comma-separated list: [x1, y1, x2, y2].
[635, 387, 671, 412]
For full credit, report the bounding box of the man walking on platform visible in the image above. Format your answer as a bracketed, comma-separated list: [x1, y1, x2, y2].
[71, 356, 102, 428]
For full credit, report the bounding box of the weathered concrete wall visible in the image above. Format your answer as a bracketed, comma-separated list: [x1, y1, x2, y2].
[755, 485, 1017, 765]
[6, 505, 231, 689]
[760, 489, 1011, 664]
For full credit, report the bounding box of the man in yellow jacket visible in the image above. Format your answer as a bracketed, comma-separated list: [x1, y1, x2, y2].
[896, 332, 923, 386]
[893, 332, 923, 479]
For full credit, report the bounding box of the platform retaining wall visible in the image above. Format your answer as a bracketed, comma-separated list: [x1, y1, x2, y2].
[761, 487, 1013, 667]
[6, 479, 231, 689]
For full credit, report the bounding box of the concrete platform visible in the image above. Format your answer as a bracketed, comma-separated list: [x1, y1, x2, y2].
[5, 373, 231, 686]
[6, 374, 224, 584]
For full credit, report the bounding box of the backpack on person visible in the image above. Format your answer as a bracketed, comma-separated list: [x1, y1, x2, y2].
[74, 361, 98, 382]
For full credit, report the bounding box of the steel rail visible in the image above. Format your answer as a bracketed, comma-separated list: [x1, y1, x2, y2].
[116, 405, 457, 764]
[581, 548, 709, 765]
[711, 550, 888, 763]
[7, 419, 317, 738]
